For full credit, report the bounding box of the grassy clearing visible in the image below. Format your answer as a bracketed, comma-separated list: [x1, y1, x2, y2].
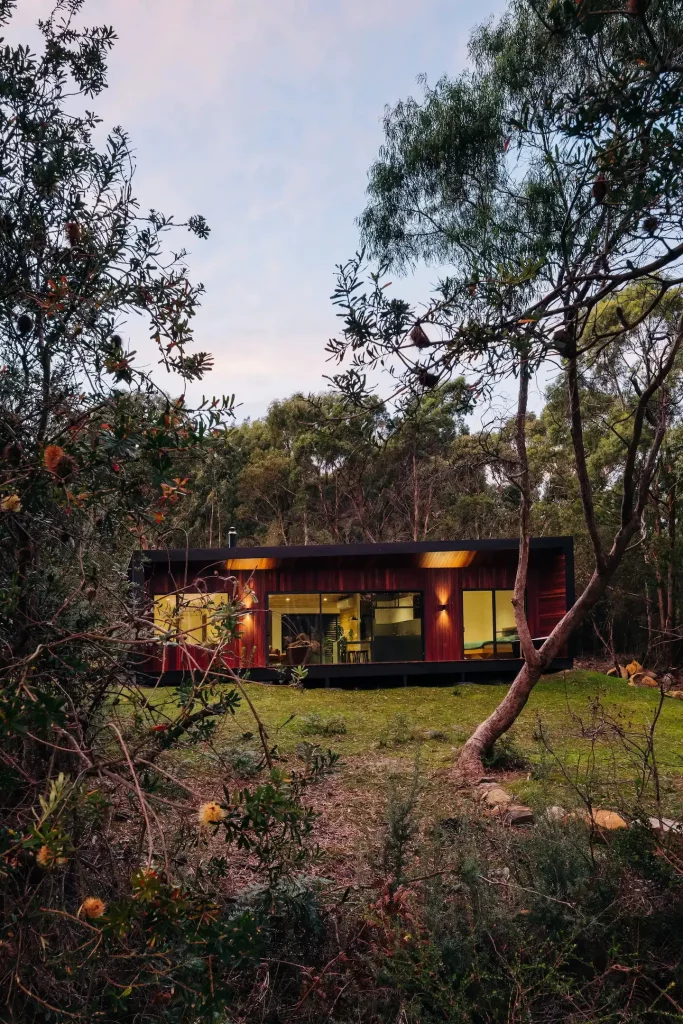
[144, 670, 683, 819]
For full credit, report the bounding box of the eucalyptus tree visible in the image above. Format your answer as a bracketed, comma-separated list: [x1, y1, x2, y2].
[328, 0, 683, 774]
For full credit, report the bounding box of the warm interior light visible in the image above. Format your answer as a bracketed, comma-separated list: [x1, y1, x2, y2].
[418, 550, 476, 569]
[439, 604, 448, 611]
[225, 557, 277, 570]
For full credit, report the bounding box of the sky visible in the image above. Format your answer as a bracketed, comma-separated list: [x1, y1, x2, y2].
[8, 0, 513, 422]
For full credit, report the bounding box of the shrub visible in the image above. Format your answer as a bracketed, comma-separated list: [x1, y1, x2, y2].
[483, 732, 531, 771]
[378, 712, 412, 747]
[298, 712, 348, 736]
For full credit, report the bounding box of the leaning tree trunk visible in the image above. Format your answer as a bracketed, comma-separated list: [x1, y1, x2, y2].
[457, 564, 621, 777]
[456, 317, 681, 779]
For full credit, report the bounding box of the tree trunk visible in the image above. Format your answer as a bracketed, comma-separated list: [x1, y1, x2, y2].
[456, 319, 682, 778]
[457, 565, 616, 776]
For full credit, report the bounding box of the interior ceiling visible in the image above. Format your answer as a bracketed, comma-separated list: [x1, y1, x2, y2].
[224, 558, 279, 570]
[223, 551, 484, 572]
[416, 551, 477, 569]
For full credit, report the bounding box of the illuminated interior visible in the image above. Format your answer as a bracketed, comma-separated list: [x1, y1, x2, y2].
[153, 592, 234, 646]
[417, 550, 476, 569]
[462, 589, 519, 659]
[267, 592, 423, 666]
[225, 557, 278, 570]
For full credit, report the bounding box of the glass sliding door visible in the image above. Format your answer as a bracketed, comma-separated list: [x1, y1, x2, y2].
[493, 590, 517, 656]
[462, 589, 521, 659]
[266, 591, 424, 666]
[371, 592, 423, 662]
[462, 590, 494, 659]
[267, 594, 323, 666]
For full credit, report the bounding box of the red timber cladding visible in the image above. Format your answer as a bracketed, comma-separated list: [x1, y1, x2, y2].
[145, 550, 568, 672]
[535, 552, 567, 638]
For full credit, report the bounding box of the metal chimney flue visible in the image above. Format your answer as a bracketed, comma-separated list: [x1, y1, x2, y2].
[227, 527, 237, 549]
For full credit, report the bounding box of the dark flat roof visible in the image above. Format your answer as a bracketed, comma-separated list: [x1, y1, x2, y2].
[135, 536, 573, 564]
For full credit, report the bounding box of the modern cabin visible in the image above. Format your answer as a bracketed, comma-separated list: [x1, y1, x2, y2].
[132, 536, 574, 685]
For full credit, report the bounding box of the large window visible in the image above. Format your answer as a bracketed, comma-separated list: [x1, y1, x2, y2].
[267, 592, 423, 666]
[462, 589, 519, 660]
[153, 593, 232, 646]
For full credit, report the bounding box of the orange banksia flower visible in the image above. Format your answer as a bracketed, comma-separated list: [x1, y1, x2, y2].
[80, 897, 106, 919]
[35, 845, 67, 869]
[43, 445, 77, 479]
[198, 801, 226, 826]
[1, 494, 21, 512]
[35, 845, 51, 868]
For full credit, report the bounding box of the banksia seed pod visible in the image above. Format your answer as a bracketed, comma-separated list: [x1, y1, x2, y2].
[64, 221, 82, 246]
[2, 443, 21, 464]
[414, 367, 440, 389]
[552, 328, 572, 357]
[643, 215, 658, 234]
[410, 323, 431, 348]
[592, 173, 607, 203]
[17, 314, 33, 335]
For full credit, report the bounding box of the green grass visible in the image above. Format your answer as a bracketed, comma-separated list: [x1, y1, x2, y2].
[143, 670, 683, 816]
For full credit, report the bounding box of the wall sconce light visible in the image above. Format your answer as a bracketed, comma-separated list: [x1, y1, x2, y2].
[438, 603, 448, 611]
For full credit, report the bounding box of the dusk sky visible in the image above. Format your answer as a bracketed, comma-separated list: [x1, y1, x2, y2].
[9, 0, 507, 421]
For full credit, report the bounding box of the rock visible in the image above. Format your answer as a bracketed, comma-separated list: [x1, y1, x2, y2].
[565, 808, 628, 831]
[477, 777, 496, 785]
[667, 690, 683, 700]
[625, 660, 643, 677]
[505, 805, 534, 826]
[631, 672, 659, 688]
[482, 787, 513, 808]
[648, 816, 683, 836]
[489, 866, 510, 882]
[545, 805, 566, 822]
[591, 809, 628, 830]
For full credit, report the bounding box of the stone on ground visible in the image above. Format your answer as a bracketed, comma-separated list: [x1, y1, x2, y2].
[505, 805, 534, 826]
[648, 816, 683, 836]
[481, 786, 513, 808]
[591, 808, 628, 830]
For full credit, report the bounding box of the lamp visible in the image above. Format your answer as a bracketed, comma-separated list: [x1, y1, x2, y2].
[438, 603, 448, 611]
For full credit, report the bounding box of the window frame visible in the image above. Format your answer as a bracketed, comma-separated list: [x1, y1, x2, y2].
[461, 588, 525, 660]
[152, 590, 234, 647]
[265, 589, 425, 665]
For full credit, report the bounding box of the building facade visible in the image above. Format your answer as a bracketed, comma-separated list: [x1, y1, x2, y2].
[133, 537, 574, 684]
